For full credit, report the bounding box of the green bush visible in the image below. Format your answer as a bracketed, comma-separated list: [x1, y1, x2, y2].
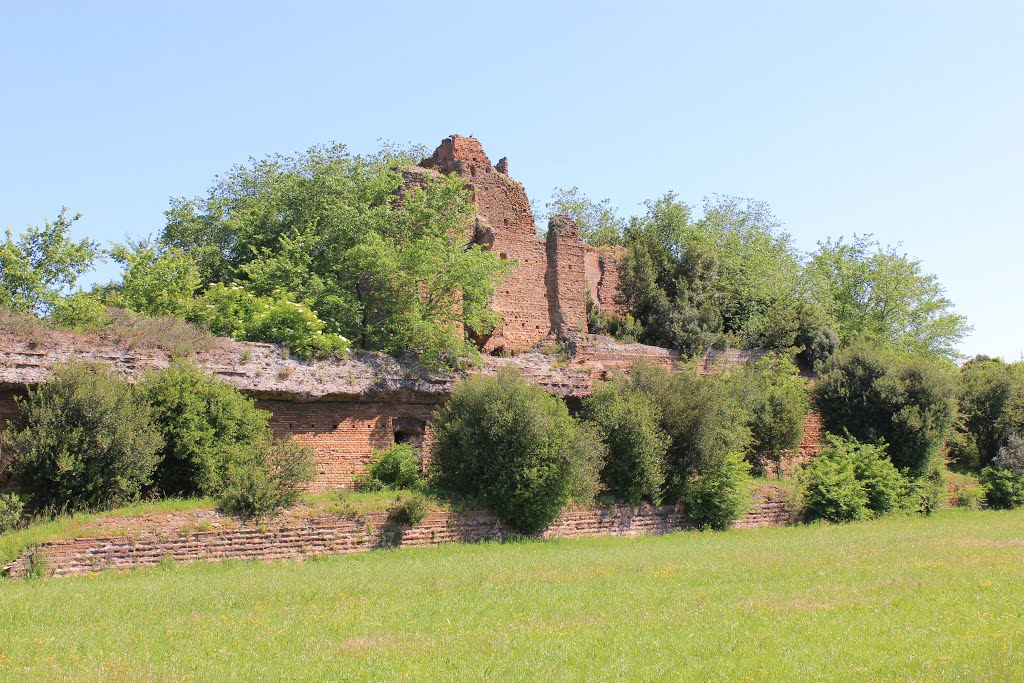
[803, 449, 868, 523]
[950, 356, 1024, 469]
[142, 362, 276, 497]
[0, 492, 25, 533]
[731, 354, 809, 477]
[140, 362, 273, 497]
[682, 451, 751, 530]
[625, 362, 750, 502]
[581, 380, 669, 505]
[5, 362, 163, 512]
[979, 434, 1024, 509]
[428, 368, 602, 533]
[387, 491, 431, 527]
[48, 291, 110, 330]
[365, 444, 422, 490]
[846, 439, 909, 516]
[219, 437, 317, 519]
[814, 341, 957, 475]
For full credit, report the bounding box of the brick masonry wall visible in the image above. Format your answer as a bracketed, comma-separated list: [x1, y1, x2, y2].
[259, 400, 439, 491]
[583, 246, 626, 319]
[421, 135, 552, 354]
[6, 495, 790, 578]
[545, 216, 588, 339]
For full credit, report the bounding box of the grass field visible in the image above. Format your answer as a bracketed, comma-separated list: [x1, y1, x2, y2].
[1, 509, 1022, 681]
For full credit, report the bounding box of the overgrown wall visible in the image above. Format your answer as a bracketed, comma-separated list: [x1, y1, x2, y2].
[7, 495, 790, 578]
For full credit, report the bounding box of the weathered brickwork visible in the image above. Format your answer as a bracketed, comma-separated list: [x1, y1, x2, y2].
[6, 494, 790, 578]
[545, 215, 588, 339]
[259, 400, 438, 491]
[420, 135, 553, 354]
[583, 246, 625, 318]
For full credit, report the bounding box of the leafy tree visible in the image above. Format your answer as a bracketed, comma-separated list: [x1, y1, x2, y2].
[732, 354, 809, 477]
[108, 240, 201, 318]
[950, 356, 1024, 469]
[161, 143, 508, 369]
[428, 368, 602, 532]
[4, 362, 162, 512]
[625, 362, 750, 502]
[814, 341, 957, 474]
[803, 234, 970, 358]
[0, 208, 101, 315]
[139, 362, 274, 497]
[582, 379, 669, 505]
[618, 194, 807, 356]
[544, 187, 625, 246]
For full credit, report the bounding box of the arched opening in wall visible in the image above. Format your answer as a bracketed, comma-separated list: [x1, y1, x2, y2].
[393, 416, 427, 449]
[489, 346, 506, 357]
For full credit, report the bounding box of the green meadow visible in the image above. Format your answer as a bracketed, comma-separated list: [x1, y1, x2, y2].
[2, 509, 1022, 682]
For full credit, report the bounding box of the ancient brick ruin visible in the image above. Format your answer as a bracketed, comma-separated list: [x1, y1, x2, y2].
[0, 135, 823, 496]
[405, 135, 624, 354]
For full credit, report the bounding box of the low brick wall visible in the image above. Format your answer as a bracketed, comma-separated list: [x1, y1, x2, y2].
[6, 499, 790, 579]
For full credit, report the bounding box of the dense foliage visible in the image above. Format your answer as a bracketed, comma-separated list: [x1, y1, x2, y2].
[158, 144, 508, 369]
[730, 354, 809, 476]
[218, 437, 318, 520]
[949, 356, 1024, 469]
[428, 368, 602, 532]
[681, 450, 751, 530]
[618, 194, 822, 357]
[980, 434, 1024, 509]
[581, 380, 669, 505]
[4, 362, 163, 512]
[139, 362, 274, 497]
[803, 435, 913, 522]
[804, 235, 971, 358]
[544, 187, 626, 246]
[814, 341, 957, 474]
[0, 209, 100, 316]
[359, 444, 423, 491]
[0, 493, 25, 533]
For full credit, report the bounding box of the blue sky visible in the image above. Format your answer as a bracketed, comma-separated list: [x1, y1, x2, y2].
[2, 1, 1021, 360]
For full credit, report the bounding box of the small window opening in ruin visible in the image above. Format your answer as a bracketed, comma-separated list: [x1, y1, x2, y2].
[393, 416, 427, 448]
[499, 252, 508, 260]
[489, 346, 506, 357]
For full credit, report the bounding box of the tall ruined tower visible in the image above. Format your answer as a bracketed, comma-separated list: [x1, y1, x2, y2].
[406, 135, 621, 354]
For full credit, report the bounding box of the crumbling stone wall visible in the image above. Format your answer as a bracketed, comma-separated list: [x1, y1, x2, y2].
[584, 246, 625, 318]
[419, 135, 553, 354]
[545, 215, 588, 340]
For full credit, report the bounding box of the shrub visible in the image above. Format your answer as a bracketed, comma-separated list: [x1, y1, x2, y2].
[626, 362, 750, 502]
[0, 492, 25, 533]
[950, 356, 1024, 469]
[5, 362, 162, 512]
[979, 434, 1024, 509]
[731, 354, 809, 477]
[946, 472, 986, 510]
[190, 284, 349, 359]
[140, 362, 272, 497]
[846, 439, 908, 516]
[581, 380, 669, 505]
[219, 437, 317, 519]
[429, 368, 602, 533]
[682, 451, 751, 530]
[387, 491, 431, 527]
[814, 341, 957, 475]
[803, 449, 868, 523]
[48, 292, 110, 330]
[363, 444, 422, 490]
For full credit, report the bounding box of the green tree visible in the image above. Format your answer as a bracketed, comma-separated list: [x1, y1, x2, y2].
[0, 208, 100, 315]
[732, 354, 809, 477]
[4, 362, 162, 512]
[108, 240, 201, 318]
[428, 368, 602, 532]
[803, 234, 970, 358]
[814, 342, 957, 474]
[582, 379, 669, 505]
[544, 187, 625, 246]
[618, 194, 807, 356]
[161, 143, 508, 369]
[950, 356, 1024, 469]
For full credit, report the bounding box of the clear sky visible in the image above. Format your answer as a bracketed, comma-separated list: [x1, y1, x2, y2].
[2, 1, 1021, 360]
